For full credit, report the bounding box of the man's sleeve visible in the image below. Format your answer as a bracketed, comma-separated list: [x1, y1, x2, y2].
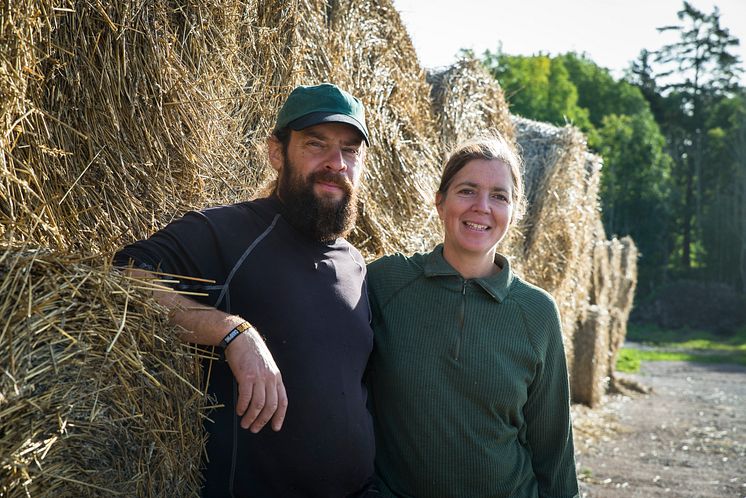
[113, 210, 227, 308]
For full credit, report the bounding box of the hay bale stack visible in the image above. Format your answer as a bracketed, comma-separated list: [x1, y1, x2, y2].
[291, 0, 444, 257]
[512, 117, 602, 368]
[428, 57, 515, 150]
[574, 222, 639, 405]
[607, 236, 638, 385]
[0, 1, 297, 256]
[0, 245, 206, 497]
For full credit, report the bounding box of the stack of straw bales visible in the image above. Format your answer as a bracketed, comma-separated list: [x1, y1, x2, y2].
[1, 1, 297, 494]
[510, 118, 602, 371]
[572, 219, 639, 406]
[1, 0, 640, 493]
[1, 0, 298, 256]
[0, 246, 206, 497]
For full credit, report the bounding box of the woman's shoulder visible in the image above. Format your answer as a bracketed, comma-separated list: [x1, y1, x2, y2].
[508, 275, 561, 321]
[367, 251, 426, 278]
[366, 251, 428, 303]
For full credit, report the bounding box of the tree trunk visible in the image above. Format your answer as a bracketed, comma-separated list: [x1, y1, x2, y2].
[682, 158, 694, 269]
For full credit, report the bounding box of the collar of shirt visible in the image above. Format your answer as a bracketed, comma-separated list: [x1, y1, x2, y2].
[423, 244, 514, 303]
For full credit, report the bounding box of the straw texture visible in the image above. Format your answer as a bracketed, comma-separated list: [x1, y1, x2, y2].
[0, 245, 207, 497]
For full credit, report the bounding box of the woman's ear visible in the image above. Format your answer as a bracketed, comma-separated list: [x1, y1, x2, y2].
[435, 192, 444, 219]
[267, 135, 284, 172]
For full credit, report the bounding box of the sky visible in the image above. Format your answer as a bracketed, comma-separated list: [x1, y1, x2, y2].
[391, 0, 746, 81]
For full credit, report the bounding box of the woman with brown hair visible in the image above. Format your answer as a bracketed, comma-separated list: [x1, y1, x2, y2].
[366, 133, 579, 497]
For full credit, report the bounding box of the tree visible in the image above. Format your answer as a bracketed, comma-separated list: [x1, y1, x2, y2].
[482, 50, 591, 130]
[597, 112, 673, 289]
[653, 1, 743, 269]
[481, 50, 675, 294]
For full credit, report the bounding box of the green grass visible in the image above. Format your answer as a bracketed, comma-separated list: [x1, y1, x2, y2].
[616, 324, 746, 372]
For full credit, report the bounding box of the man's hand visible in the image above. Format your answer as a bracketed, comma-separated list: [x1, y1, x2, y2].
[224, 327, 288, 433]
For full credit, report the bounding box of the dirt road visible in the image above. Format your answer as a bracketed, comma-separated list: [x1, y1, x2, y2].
[573, 360, 746, 497]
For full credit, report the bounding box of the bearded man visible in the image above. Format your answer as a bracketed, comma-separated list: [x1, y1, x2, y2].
[114, 84, 375, 497]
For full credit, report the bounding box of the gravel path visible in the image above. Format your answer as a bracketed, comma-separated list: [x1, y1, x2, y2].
[573, 360, 746, 497]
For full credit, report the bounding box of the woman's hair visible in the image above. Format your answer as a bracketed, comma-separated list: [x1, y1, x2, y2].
[437, 132, 526, 224]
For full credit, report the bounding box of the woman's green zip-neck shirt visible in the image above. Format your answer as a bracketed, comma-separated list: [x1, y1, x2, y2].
[366, 245, 578, 498]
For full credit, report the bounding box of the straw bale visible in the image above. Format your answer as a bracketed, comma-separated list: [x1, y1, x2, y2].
[291, 0, 443, 257]
[1, 0, 297, 255]
[512, 117, 602, 368]
[588, 217, 612, 307]
[607, 236, 638, 387]
[571, 305, 611, 407]
[428, 57, 515, 150]
[0, 245, 206, 496]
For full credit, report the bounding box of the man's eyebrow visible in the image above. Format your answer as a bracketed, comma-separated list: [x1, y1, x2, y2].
[302, 129, 327, 140]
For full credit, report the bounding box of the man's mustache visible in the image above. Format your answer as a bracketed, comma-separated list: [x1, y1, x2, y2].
[310, 170, 353, 195]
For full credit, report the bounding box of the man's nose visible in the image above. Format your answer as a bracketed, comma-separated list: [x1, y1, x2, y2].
[325, 147, 347, 172]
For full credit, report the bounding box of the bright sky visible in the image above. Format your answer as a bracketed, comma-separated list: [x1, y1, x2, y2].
[392, 0, 746, 80]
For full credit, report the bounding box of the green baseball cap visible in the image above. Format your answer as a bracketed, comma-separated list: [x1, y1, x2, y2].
[274, 83, 370, 145]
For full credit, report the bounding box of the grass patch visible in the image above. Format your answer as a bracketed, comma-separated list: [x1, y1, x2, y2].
[617, 324, 746, 372]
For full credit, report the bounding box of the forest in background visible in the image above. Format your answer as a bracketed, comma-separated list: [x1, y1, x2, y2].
[471, 1, 746, 313]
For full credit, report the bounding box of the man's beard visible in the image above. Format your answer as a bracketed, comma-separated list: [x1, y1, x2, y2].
[276, 158, 358, 243]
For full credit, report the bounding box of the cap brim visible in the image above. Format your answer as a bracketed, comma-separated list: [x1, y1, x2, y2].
[287, 112, 370, 145]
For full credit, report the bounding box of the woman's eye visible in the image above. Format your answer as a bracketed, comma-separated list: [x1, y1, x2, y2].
[492, 193, 508, 202]
[458, 189, 474, 195]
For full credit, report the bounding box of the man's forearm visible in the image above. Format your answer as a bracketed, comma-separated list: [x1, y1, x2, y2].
[123, 267, 287, 432]
[126, 269, 243, 345]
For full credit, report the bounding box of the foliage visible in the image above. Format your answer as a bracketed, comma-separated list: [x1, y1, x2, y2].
[646, 1, 743, 274]
[481, 50, 675, 294]
[482, 51, 591, 130]
[479, 1, 746, 299]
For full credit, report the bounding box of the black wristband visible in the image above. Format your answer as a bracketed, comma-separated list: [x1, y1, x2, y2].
[219, 321, 252, 349]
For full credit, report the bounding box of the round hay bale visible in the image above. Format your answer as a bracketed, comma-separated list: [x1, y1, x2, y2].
[0, 0, 296, 255]
[513, 117, 603, 368]
[571, 305, 610, 408]
[291, 0, 443, 258]
[428, 57, 515, 151]
[0, 245, 206, 497]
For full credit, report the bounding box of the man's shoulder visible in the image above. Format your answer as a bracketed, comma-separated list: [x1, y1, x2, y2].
[198, 197, 278, 223]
